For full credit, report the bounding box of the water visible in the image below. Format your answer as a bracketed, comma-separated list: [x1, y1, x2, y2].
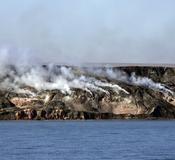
[0, 120, 175, 160]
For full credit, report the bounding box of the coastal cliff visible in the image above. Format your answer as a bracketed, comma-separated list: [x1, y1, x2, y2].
[0, 65, 175, 120]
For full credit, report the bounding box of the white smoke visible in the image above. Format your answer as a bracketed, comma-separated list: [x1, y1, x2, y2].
[0, 54, 129, 96]
[89, 67, 174, 95]
[129, 73, 174, 95]
[0, 46, 174, 96]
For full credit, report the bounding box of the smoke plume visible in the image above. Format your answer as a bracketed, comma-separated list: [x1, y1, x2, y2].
[0, 46, 174, 97]
[86, 67, 174, 95]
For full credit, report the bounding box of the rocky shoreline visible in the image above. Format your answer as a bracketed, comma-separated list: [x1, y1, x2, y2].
[0, 65, 175, 120]
[0, 108, 153, 120]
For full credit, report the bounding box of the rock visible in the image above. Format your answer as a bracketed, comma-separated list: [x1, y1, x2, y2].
[151, 101, 175, 119]
[40, 110, 47, 119]
[0, 111, 16, 120]
[45, 107, 54, 119]
[59, 109, 66, 120]
[0, 65, 175, 120]
[27, 109, 37, 120]
[0, 97, 15, 109]
[15, 110, 26, 120]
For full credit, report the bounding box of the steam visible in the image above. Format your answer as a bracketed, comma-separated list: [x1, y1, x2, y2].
[0, 63, 173, 96]
[88, 67, 174, 95]
[129, 73, 174, 95]
[0, 54, 129, 96]
[0, 47, 174, 96]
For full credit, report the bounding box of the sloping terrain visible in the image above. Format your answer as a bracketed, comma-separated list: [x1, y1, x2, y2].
[0, 65, 174, 120]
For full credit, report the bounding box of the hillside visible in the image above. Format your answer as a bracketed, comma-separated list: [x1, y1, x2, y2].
[0, 65, 175, 120]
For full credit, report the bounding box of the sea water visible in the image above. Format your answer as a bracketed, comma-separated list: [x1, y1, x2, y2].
[0, 120, 175, 160]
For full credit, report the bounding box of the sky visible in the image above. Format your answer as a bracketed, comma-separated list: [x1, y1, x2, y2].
[0, 0, 175, 64]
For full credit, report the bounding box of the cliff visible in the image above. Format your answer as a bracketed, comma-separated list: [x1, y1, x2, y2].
[0, 65, 174, 120]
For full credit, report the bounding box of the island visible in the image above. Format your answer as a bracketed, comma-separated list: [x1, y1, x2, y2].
[0, 64, 175, 120]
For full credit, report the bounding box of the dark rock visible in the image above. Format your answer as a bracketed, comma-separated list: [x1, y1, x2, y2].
[28, 109, 37, 120]
[0, 98, 15, 109]
[0, 66, 175, 120]
[15, 110, 26, 120]
[151, 101, 175, 119]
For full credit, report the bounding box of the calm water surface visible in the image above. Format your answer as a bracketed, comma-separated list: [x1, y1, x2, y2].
[0, 120, 175, 160]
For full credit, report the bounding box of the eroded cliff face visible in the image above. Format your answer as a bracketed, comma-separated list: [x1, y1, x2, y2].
[0, 65, 174, 120]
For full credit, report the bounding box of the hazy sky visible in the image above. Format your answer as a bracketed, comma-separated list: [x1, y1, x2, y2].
[0, 0, 175, 64]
